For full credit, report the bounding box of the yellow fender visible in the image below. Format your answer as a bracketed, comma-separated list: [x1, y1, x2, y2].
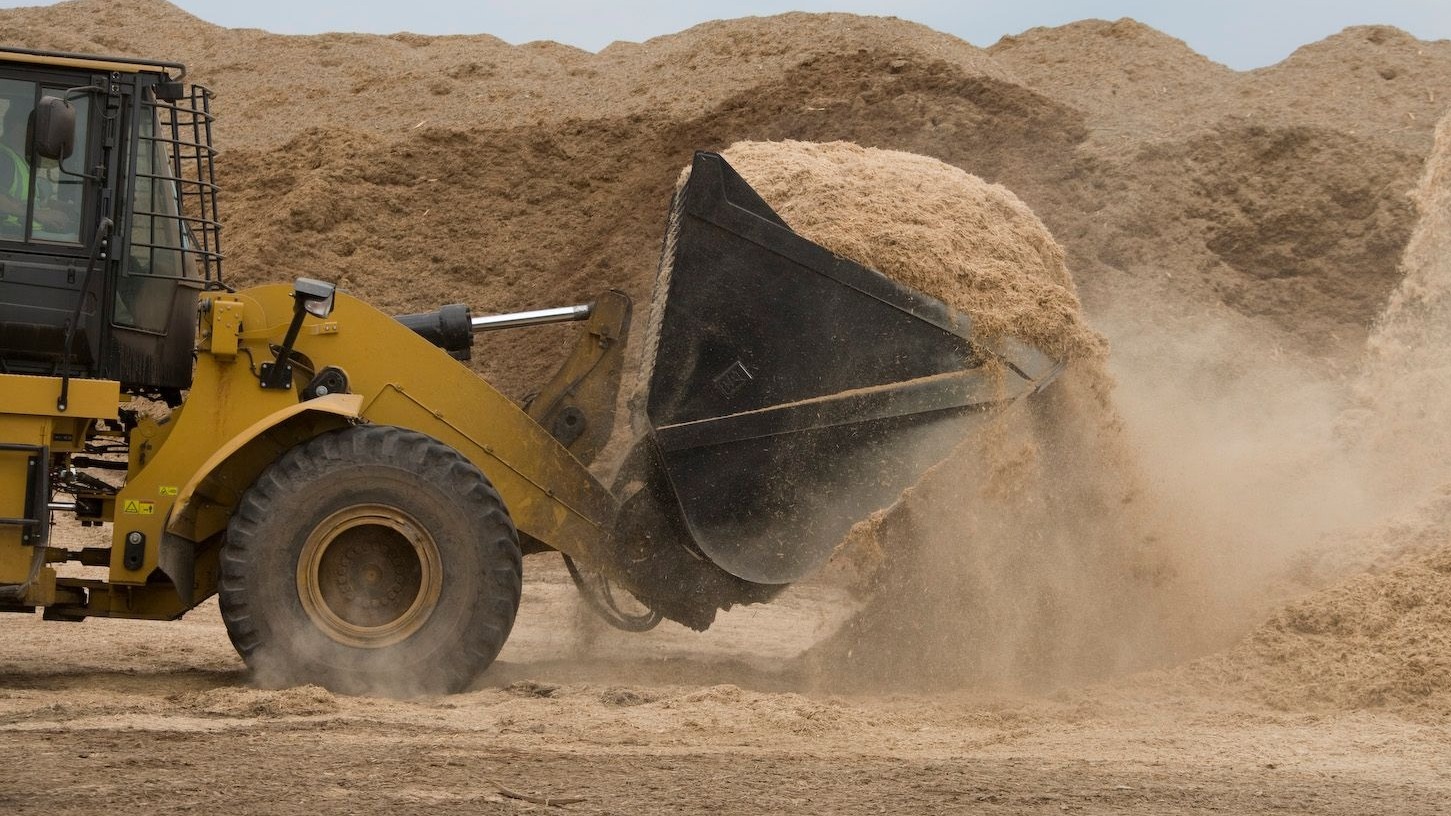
[168, 393, 365, 539]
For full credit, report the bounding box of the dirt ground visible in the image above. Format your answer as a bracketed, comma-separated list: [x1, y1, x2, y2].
[3, 558, 1449, 815]
[4, 2, 1451, 813]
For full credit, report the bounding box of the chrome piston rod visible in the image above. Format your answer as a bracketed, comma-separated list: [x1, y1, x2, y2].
[396, 302, 595, 361]
[470, 304, 592, 333]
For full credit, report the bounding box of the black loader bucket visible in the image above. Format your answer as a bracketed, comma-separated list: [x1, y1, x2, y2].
[607, 152, 1063, 628]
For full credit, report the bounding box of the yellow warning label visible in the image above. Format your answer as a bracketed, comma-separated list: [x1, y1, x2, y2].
[158, 486, 179, 496]
[122, 500, 155, 515]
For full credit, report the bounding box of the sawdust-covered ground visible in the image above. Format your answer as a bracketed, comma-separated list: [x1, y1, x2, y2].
[2, 559, 1450, 815]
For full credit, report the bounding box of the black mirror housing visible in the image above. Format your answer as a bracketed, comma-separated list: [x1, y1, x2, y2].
[154, 81, 185, 102]
[32, 96, 75, 161]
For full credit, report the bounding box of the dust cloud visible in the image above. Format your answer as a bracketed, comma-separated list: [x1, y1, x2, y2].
[801, 372, 1192, 691]
[1179, 108, 1451, 712]
[1347, 111, 1451, 507]
[725, 117, 1451, 697]
[699, 142, 1194, 690]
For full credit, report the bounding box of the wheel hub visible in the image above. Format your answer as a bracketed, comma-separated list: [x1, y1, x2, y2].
[297, 504, 443, 648]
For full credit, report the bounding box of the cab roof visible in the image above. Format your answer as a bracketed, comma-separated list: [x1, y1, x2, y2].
[0, 46, 184, 80]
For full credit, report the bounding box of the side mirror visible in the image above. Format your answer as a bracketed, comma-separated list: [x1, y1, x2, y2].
[294, 277, 336, 318]
[259, 278, 338, 389]
[32, 96, 75, 161]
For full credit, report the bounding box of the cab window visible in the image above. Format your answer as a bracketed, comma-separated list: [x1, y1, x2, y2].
[114, 92, 194, 333]
[127, 98, 188, 279]
[0, 78, 90, 245]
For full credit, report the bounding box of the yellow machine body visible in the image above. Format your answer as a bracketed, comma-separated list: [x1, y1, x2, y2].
[0, 284, 619, 622]
[0, 375, 118, 608]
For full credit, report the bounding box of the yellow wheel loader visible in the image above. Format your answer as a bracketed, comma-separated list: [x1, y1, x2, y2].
[0, 48, 1062, 694]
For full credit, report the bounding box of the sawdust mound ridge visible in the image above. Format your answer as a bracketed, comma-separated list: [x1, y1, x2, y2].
[992, 20, 1451, 156]
[3, 0, 1012, 152]
[1246, 26, 1451, 153]
[989, 18, 1235, 153]
[6, 1, 1442, 369]
[987, 20, 1437, 357]
[715, 140, 1102, 362]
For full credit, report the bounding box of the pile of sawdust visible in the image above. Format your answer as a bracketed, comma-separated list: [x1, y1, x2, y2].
[710, 140, 1103, 362]
[1242, 26, 1451, 154]
[171, 685, 339, 718]
[1196, 539, 1451, 713]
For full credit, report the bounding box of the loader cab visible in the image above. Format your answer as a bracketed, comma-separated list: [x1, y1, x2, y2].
[0, 48, 221, 402]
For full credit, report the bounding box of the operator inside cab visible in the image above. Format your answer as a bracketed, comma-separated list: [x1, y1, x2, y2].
[0, 80, 83, 243]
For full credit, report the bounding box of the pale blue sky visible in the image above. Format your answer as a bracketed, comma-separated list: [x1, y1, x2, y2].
[11, 1, 1451, 69]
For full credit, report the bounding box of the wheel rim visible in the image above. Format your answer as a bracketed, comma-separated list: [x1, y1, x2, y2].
[296, 504, 443, 649]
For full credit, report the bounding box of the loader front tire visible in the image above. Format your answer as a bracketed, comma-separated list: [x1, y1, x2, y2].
[219, 425, 521, 695]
